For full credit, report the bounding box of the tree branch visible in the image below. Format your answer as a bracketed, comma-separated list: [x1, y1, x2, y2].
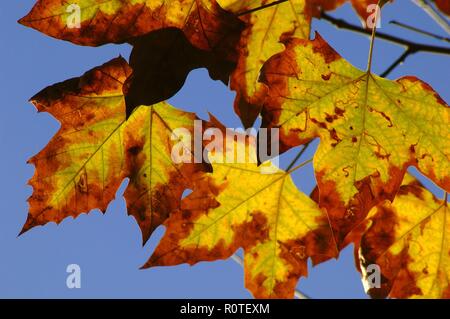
[380, 48, 416, 77]
[390, 20, 450, 43]
[321, 12, 450, 56]
[231, 254, 310, 299]
[235, 1, 450, 56]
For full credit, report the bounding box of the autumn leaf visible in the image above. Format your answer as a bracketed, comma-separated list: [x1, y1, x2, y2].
[260, 34, 450, 246]
[124, 28, 235, 118]
[123, 102, 208, 243]
[23, 57, 131, 233]
[145, 133, 337, 298]
[358, 174, 450, 299]
[217, 0, 312, 128]
[24, 55, 208, 244]
[19, 0, 243, 54]
[216, 0, 389, 128]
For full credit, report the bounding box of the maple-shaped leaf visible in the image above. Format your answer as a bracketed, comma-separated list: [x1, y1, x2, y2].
[19, 0, 243, 53]
[217, 0, 312, 128]
[260, 34, 449, 246]
[24, 56, 208, 243]
[145, 132, 337, 298]
[217, 0, 389, 127]
[358, 174, 450, 299]
[24, 57, 131, 233]
[123, 103, 208, 243]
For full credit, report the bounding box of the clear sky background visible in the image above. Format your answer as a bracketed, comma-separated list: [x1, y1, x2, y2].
[0, 1, 448, 298]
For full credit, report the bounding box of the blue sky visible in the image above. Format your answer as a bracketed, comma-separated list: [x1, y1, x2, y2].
[0, 1, 448, 298]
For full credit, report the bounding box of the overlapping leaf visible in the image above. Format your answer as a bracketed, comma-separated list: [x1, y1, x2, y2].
[218, 0, 312, 127]
[19, 0, 243, 54]
[260, 34, 450, 245]
[24, 57, 130, 233]
[146, 134, 337, 298]
[216, 0, 388, 128]
[20, 0, 450, 300]
[123, 103, 208, 243]
[24, 57, 208, 243]
[359, 175, 450, 298]
[124, 28, 235, 118]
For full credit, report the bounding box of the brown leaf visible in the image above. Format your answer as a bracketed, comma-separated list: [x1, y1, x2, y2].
[124, 28, 236, 118]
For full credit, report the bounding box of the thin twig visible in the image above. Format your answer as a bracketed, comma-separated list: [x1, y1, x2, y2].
[321, 12, 450, 56]
[390, 20, 450, 43]
[412, 0, 450, 35]
[231, 253, 310, 299]
[380, 48, 417, 77]
[286, 142, 311, 172]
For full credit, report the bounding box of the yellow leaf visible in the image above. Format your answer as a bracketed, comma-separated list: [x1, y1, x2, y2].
[359, 175, 450, 298]
[123, 103, 207, 243]
[146, 133, 337, 298]
[219, 0, 312, 127]
[260, 34, 450, 246]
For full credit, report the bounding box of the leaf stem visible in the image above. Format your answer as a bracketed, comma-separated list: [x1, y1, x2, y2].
[287, 158, 313, 174]
[231, 253, 310, 299]
[366, 5, 380, 73]
[444, 192, 448, 207]
[286, 142, 311, 172]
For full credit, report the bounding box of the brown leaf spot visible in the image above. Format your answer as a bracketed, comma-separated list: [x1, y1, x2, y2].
[311, 33, 341, 64]
[321, 73, 331, 81]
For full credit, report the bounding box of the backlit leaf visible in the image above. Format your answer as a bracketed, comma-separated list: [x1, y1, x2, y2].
[19, 0, 243, 53]
[24, 56, 208, 244]
[123, 102, 208, 243]
[260, 34, 449, 245]
[219, 0, 312, 128]
[359, 175, 450, 298]
[24, 57, 131, 233]
[146, 133, 337, 298]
